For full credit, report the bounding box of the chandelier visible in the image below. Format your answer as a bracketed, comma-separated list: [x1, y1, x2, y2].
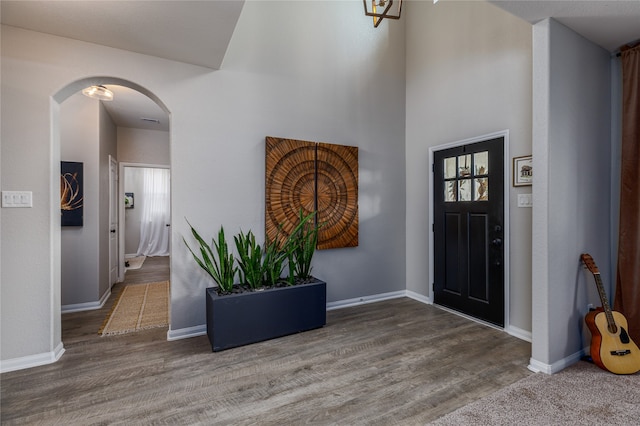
[363, 0, 402, 28]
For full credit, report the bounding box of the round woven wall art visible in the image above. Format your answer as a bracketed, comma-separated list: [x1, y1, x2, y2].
[265, 137, 358, 249]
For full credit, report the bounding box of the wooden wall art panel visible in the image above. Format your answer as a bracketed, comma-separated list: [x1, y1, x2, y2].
[265, 137, 317, 245]
[316, 143, 358, 249]
[265, 137, 358, 250]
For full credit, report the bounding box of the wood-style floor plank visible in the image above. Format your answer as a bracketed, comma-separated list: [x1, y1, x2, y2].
[1, 257, 531, 425]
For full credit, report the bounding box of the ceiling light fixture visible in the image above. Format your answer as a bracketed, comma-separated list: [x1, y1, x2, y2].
[82, 85, 114, 101]
[363, 0, 402, 28]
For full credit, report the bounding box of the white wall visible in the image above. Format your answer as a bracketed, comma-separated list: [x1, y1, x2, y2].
[531, 18, 612, 373]
[1, 0, 406, 366]
[124, 167, 145, 255]
[118, 128, 170, 256]
[117, 127, 170, 166]
[405, 1, 533, 334]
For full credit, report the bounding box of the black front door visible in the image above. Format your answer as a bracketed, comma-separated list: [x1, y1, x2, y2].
[433, 137, 504, 326]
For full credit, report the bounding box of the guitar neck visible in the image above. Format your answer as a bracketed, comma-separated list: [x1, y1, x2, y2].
[593, 272, 617, 333]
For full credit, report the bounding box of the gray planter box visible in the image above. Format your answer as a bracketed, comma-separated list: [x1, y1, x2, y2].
[205, 279, 326, 352]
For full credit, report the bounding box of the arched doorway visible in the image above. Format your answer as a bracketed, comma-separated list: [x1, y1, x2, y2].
[54, 77, 171, 341]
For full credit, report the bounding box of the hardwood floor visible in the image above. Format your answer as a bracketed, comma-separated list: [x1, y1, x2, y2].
[1, 258, 531, 425]
[61, 255, 171, 345]
[122, 255, 170, 285]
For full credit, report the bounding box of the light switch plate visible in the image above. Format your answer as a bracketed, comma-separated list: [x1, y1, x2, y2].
[2, 191, 33, 208]
[517, 193, 532, 208]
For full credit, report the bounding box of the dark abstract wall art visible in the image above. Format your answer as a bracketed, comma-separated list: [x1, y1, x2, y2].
[61, 161, 84, 226]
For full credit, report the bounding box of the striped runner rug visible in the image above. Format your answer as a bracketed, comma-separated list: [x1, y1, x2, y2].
[99, 281, 169, 336]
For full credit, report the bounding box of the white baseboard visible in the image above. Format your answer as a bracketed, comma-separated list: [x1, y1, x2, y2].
[166, 290, 409, 340]
[0, 342, 65, 373]
[164, 291, 533, 354]
[61, 289, 111, 314]
[405, 290, 431, 304]
[167, 324, 206, 341]
[528, 348, 586, 374]
[507, 325, 532, 342]
[326, 290, 406, 311]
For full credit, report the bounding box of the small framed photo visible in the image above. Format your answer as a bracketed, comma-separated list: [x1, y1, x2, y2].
[124, 192, 134, 209]
[513, 155, 532, 187]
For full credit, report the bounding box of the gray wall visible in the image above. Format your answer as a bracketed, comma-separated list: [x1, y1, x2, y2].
[171, 0, 406, 329]
[531, 18, 612, 372]
[1, 0, 406, 364]
[59, 94, 117, 308]
[405, 1, 533, 335]
[60, 94, 100, 306]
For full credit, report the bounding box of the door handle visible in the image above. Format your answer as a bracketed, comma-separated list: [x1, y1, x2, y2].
[110, 229, 116, 233]
[492, 238, 502, 246]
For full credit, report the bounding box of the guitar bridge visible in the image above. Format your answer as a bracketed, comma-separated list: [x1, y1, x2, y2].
[610, 350, 631, 356]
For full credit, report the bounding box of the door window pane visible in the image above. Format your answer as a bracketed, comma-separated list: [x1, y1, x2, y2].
[459, 179, 471, 201]
[444, 157, 456, 179]
[474, 151, 488, 175]
[445, 181, 457, 202]
[475, 178, 488, 201]
[442, 151, 490, 203]
[458, 155, 471, 178]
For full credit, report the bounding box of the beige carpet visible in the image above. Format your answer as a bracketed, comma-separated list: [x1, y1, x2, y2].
[99, 281, 169, 336]
[430, 360, 640, 425]
[125, 255, 146, 270]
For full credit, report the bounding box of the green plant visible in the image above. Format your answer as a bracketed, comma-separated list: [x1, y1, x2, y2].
[288, 210, 319, 281]
[184, 211, 320, 292]
[262, 226, 289, 287]
[234, 230, 263, 290]
[184, 221, 237, 293]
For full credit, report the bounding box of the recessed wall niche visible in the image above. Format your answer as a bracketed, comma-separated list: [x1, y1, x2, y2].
[265, 136, 358, 250]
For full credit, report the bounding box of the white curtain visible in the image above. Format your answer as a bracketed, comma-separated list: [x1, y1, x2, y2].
[137, 168, 170, 256]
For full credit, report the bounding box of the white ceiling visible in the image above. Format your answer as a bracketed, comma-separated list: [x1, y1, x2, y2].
[0, 0, 245, 69]
[101, 85, 170, 132]
[488, 0, 640, 52]
[1, 0, 245, 132]
[2, 0, 639, 131]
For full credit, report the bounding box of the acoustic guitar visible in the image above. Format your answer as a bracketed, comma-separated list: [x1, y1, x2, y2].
[581, 253, 640, 374]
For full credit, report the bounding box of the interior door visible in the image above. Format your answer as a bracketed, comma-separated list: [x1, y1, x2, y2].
[109, 156, 119, 288]
[433, 137, 504, 326]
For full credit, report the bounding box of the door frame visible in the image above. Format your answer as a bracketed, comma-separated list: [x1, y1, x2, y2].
[109, 155, 119, 288]
[428, 130, 511, 330]
[118, 162, 171, 283]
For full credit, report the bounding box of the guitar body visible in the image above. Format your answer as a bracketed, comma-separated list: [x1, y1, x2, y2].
[585, 308, 640, 374]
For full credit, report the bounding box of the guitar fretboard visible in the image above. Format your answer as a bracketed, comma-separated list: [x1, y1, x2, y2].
[593, 272, 617, 334]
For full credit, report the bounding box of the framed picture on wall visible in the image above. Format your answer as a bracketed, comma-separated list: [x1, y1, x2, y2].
[60, 161, 84, 226]
[513, 155, 532, 187]
[125, 192, 134, 209]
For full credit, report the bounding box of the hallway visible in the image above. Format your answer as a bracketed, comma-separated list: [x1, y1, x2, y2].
[61, 256, 169, 345]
